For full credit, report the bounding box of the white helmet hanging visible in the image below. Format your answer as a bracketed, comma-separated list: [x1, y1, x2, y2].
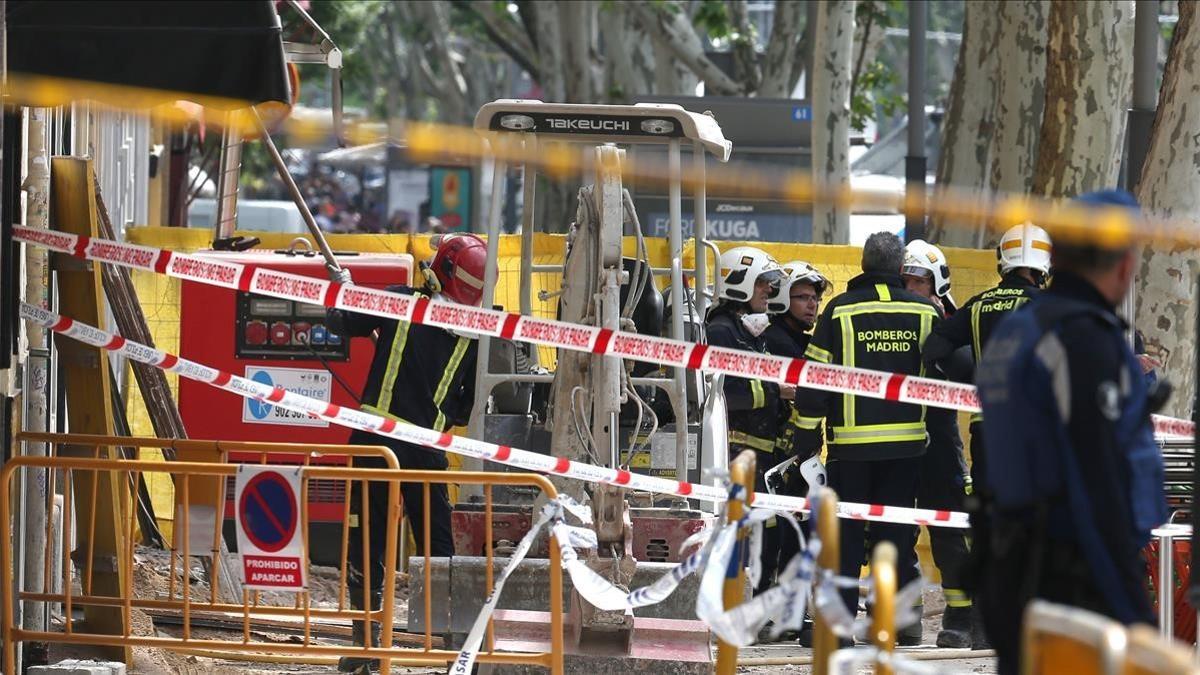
[718, 246, 784, 303]
[903, 240, 954, 301]
[767, 260, 831, 314]
[997, 223, 1052, 276]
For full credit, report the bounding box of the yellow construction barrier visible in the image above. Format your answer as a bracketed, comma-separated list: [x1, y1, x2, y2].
[1, 433, 564, 674]
[715, 449, 756, 675]
[813, 486, 842, 675]
[1125, 624, 1199, 675]
[1021, 600, 1127, 675]
[869, 542, 898, 675]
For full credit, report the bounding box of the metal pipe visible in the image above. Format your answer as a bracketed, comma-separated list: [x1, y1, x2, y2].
[1123, 0, 1159, 346]
[904, 0, 928, 243]
[1133, 1, 1159, 110]
[1159, 530, 1175, 638]
[737, 649, 997, 666]
[595, 266, 623, 469]
[668, 140, 690, 480]
[693, 141, 709, 319]
[519, 137, 538, 317]
[21, 107, 51, 644]
[467, 151, 509, 450]
[213, 116, 243, 241]
[1126, 1, 1159, 192]
[251, 110, 343, 278]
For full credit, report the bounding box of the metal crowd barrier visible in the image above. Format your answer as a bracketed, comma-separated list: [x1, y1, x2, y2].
[1023, 600, 1200, 675]
[1, 433, 564, 674]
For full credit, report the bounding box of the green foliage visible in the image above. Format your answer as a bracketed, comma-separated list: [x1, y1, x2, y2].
[850, 0, 906, 132]
[694, 0, 734, 40]
[852, 61, 904, 132]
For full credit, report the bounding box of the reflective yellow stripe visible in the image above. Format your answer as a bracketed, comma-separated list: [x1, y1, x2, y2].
[729, 431, 775, 452]
[361, 405, 413, 426]
[944, 588, 972, 608]
[969, 412, 983, 424]
[840, 313, 855, 427]
[805, 343, 833, 363]
[375, 309, 416, 413]
[750, 379, 766, 409]
[430, 336, 471, 431]
[831, 422, 927, 445]
[796, 415, 823, 430]
[971, 302, 984, 361]
[919, 312, 933, 423]
[875, 284, 891, 302]
[832, 302, 940, 319]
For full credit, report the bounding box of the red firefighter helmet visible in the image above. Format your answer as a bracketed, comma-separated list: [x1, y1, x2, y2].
[427, 233, 488, 306]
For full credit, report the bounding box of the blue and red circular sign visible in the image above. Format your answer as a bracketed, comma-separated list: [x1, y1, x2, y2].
[238, 471, 298, 553]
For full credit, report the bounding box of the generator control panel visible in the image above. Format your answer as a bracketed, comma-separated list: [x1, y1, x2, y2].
[236, 292, 346, 361]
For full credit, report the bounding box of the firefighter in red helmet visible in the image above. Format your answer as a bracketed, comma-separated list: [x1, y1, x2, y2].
[329, 233, 487, 671]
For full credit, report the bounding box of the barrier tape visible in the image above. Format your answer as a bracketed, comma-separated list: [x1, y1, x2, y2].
[455, 494, 711, 673]
[21, 303, 979, 534]
[14, 227, 1192, 440]
[451, 498, 565, 675]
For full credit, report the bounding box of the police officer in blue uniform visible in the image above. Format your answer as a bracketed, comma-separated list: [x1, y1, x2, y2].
[975, 191, 1168, 674]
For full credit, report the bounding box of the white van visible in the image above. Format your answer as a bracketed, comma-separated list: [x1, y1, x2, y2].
[188, 199, 309, 234]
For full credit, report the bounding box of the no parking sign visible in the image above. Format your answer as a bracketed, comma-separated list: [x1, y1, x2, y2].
[234, 466, 307, 590]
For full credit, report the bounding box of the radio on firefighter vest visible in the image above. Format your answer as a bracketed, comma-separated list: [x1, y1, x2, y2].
[178, 248, 413, 562]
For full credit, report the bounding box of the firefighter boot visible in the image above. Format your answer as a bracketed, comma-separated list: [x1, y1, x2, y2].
[898, 616, 923, 646]
[936, 605, 972, 648]
[339, 590, 383, 672]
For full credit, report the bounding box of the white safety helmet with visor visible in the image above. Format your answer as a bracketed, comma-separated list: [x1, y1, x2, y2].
[767, 260, 830, 314]
[902, 239, 954, 306]
[718, 246, 785, 304]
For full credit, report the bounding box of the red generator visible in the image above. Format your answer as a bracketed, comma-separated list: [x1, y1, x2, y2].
[178, 248, 413, 565]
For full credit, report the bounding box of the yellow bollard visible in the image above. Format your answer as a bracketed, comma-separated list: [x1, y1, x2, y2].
[715, 449, 757, 675]
[870, 542, 898, 675]
[812, 487, 841, 675]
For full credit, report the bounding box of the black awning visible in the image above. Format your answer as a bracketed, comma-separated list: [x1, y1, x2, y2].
[7, 0, 292, 109]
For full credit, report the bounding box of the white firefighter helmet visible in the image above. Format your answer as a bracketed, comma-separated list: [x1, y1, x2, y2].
[718, 246, 784, 303]
[997, 222, 1052, 276]
[902, 239, 954, 302]
[767, 260, 831, 314]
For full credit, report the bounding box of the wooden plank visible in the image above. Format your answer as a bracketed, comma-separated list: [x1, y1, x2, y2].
[92, 175, 243, 602]
[49, 156, 130, 663]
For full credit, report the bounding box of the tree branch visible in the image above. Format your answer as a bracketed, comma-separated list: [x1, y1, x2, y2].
[848, 5, 876, 110]
[458, 0, 542, 81]
[728, 0, 760, 93]
[759, 0, 805, 97]
[628, 1, 742, 96]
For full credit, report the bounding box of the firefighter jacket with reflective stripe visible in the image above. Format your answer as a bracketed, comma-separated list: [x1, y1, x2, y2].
[329, 286, 478, 433]
[976, 272, 1164, 624]
[923, 273, 1040, 423]
[794, 272, 940, 461]
[706, 305, 780, 453]
[763, 316, 814, 459]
